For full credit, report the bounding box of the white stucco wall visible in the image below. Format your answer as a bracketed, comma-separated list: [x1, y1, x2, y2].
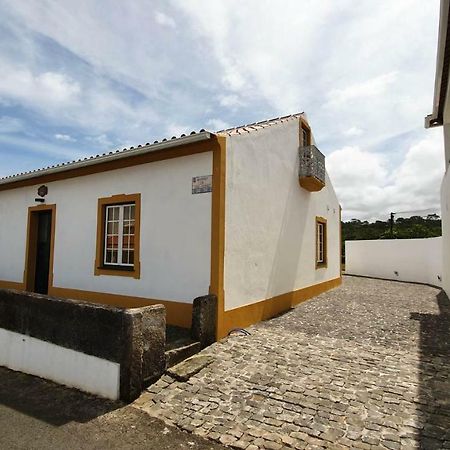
[0, 151, 213, 302]
[0, 187, 27, 284]
[440, 120, 450, 297]
[441, 170, 450, 295]
[223, 120, 341, 311]
[442, 123, 450, 172]
[0, 328, 120, 399]
[345, 237, 443, 287]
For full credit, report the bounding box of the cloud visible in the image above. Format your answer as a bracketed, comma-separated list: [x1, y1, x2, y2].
[54, 133, 76, 142]
[165, 123, 193, 137]
[175, 2, 438, 133]
[327, 72, 398, 106]
[0, 59, 158, 138]
[343, 127, 364, 137]
[385, 132, 445, 210]
[0, 133, 83, 160]
[155, 11, 176, 29]
[327, 129, 444, 220]
[0, 116, 24, 133]
[0, 0, 443, 221]
[0, 68, 81, 108]
[85, 134, 114, 149]
[206, 118, 231, 131]
[218, 94, 242, 109]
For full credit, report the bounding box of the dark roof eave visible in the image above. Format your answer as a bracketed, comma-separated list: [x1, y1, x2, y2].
[426, 0, 450, 129]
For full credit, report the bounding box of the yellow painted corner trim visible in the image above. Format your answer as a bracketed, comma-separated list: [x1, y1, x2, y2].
[94, 193, 141, 279]
[219, 277, 342, 338]
[209, 135, 227, 340]
[48, 286, 192, 328]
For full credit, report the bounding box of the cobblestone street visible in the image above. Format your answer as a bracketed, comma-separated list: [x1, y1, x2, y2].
[135, 276, 450, 449]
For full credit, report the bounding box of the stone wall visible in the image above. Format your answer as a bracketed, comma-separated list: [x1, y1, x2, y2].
[191, 294, 217, 347]
[0, 289, 165, 401]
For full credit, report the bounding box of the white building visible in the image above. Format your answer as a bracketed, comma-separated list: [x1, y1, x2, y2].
[426, 0, 450, 297]
[0, 113, 341, 339]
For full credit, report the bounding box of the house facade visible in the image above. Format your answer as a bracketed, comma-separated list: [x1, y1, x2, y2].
[426, 0, 450, 297]
[0, 114, 341, 339]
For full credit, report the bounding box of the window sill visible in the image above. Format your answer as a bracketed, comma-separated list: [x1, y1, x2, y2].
[315, 262, 328, 270]
[94, 262, 140, 279]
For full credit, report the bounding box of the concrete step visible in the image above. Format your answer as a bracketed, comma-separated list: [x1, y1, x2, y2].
[167, 354, 214, 381]
[165, 341, 201, 369]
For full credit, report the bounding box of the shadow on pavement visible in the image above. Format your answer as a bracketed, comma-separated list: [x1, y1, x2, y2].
[0, 366, 121, 426]
[411, 290, 450, 449]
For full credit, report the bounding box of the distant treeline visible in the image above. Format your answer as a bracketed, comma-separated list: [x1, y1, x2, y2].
[342, 214, 442, 261]
[343, 214, 442, 241]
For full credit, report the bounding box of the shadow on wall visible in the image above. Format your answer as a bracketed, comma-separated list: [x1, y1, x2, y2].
[265, 178, 310, 307]
[410, 290, 450, 447]
[0, 366, 121, 426]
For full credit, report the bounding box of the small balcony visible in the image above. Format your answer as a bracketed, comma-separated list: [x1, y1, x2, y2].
[298, 145, 326, 192]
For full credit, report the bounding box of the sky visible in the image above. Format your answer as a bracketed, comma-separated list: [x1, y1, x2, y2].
[0, 0, 444, 221]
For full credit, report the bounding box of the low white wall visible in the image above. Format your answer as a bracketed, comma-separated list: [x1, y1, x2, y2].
[0, 328, 120, 399]
[346, 237, 443, 287]
[442, 169, 450, 296]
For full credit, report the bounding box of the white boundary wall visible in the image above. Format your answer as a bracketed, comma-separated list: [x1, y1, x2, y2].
[442, 166, 450, 296]
[0, 328, 120, 399]
[346, 237, 443, 287]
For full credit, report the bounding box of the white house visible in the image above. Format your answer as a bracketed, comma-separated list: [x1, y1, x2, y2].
[0, 113, 341, 339]
[425, 0, 450, 297]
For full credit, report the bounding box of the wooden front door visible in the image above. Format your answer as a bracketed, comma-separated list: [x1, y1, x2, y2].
[25, 205, 55, 295]
[34, 211, 52, 294]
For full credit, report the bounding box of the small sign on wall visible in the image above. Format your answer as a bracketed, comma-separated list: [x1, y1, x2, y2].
[192, 175, 212, 194]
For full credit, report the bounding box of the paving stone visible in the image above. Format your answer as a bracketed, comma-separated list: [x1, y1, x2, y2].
[219, 434, 237, 445]
[320, 428, 344, 442]
[382, 440, 401, 450]
[263, 441, 283, 450]
[231, 440, 250, 450]
[361, 433, 379, 446]
[133, 277, 449, 450]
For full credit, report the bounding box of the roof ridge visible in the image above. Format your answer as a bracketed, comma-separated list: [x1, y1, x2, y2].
[217, 112, 304, 136]
[0, 112, 305, 182]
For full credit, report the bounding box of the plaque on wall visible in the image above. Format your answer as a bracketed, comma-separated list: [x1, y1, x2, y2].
[192, 175, 212, 194]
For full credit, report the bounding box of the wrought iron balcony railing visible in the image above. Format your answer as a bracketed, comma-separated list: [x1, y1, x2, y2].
[298, 145, 326, 192]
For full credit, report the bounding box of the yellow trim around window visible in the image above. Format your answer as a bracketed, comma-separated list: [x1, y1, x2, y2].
[316, 216, 327, 269]
[95, 193, 141, 279]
